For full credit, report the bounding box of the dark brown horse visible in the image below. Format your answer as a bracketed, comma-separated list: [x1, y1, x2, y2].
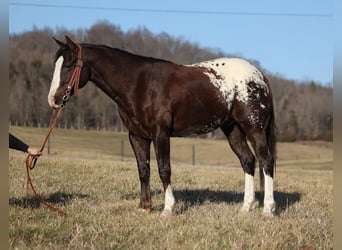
[48, 36, 276, 216]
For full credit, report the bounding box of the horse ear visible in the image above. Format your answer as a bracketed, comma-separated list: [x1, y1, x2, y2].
[65, 35, 77, 50]
[52, 37, 66, 48]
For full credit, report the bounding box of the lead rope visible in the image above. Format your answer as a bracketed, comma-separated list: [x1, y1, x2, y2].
[25, 107, 67, 216]
[24, 44, 83, 216]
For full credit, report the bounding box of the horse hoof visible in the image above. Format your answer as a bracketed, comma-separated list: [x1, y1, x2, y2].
[239, 210, 251, 216]
[240, 199, 259, 213]
[160, 209, 172, 218]
[138, 208, 150, 213]
[262, 203, 276, 217]
[262, 211, 275, 218]
[262, 209, 276, 218]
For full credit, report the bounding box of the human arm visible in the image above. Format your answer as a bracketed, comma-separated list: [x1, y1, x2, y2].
[9, 133, 42, 156]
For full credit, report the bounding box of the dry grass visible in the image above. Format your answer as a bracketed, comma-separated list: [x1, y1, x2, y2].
[9, 126, 333, 169]
[9, 126, 333, 249]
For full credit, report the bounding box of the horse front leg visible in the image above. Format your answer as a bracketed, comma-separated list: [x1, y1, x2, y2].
[128, 132, 152, 211]
[152, 127, 175, 217]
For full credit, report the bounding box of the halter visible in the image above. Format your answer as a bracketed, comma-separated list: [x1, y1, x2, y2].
[24, 43, 83, 216]
[61, 44, 83, 107]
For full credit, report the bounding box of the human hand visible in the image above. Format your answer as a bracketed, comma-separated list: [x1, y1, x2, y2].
[27, 147, 43, 156]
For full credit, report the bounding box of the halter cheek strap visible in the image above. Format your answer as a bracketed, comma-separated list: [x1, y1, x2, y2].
[61, 44, 83, 107]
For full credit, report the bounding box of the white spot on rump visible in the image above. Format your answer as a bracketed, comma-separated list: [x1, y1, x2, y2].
[48, 56, 64, 108]
[187, 58, 269, 107]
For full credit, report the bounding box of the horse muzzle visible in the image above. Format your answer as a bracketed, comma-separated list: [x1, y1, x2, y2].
[48, 95, 61, 109]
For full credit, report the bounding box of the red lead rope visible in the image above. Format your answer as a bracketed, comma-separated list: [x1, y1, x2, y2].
[25, 108, 67, 216]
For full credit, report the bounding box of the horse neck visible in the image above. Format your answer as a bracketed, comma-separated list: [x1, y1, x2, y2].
[84, 45, 144, 103]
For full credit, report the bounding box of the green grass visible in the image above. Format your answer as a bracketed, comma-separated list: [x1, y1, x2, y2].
[9, 126, 333, 249]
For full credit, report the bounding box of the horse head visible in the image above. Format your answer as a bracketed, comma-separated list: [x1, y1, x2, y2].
[48, 36, 91, 108]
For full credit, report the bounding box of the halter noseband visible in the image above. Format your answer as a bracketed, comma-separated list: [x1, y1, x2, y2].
[61, 44, 83, 107]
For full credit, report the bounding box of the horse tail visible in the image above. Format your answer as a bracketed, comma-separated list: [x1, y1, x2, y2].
[267, 103, 277, 172]
[259, 96, 277, 191]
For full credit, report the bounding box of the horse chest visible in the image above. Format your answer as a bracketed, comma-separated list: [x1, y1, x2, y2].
[118, 108, 151, 137]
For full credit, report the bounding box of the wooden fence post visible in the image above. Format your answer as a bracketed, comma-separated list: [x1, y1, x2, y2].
[121, 140, 124, 161]
[192, 144, 195, 166]
[47, 137, 50, 155]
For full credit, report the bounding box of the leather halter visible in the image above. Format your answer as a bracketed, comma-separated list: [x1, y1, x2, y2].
[61, 44, 83, 107]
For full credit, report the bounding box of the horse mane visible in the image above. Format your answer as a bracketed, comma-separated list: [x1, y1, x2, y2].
[80, 43, 175, 65]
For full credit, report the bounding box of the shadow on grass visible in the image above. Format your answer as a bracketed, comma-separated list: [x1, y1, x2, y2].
[9, 191, 88, 209]
[173, 189, 301, 215]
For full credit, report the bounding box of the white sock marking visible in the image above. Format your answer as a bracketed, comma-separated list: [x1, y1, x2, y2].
[244, 173, 255, 204]
[263, 169, 275, 213]
[164, 185, 175, 212]
[48, 56, 64, 107]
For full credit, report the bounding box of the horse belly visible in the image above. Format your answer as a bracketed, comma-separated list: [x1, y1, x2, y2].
[172, 119, 224, 137]
[171, 95, 229, 137]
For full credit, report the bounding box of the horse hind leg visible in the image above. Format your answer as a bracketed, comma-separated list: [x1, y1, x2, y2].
[247, 130, 276, 216]
[152, 126, 175, 217]
[221, 124, 259, 212]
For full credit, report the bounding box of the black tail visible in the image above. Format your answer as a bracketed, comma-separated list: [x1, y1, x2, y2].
[259, 102, 277, 191]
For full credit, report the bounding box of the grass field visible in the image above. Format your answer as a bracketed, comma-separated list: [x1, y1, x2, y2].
[9, 126, 333, 249]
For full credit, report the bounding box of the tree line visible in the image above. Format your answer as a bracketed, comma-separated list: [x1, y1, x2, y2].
[9, 21, 333, 141]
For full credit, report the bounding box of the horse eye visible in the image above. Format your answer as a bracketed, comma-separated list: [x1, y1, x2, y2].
[64, 63, 73, 69]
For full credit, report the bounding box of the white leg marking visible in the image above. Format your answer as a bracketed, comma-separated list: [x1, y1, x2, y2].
[241, 173, 258, 212]
[244, 173, 255, 203]
[263, 169, 276, 215]
[161, 185, 175, 217]
[48, 56, 64, 108]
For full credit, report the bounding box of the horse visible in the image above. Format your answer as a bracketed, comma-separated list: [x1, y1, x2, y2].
[48, 36, 276, 217]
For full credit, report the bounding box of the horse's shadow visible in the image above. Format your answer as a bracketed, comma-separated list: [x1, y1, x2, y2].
[173, 189, 301, 215]
[9, 191, 88, 209]
[10, 189, 301, 216]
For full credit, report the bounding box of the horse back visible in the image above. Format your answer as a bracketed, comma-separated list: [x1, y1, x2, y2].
[120, 57, 272, 138]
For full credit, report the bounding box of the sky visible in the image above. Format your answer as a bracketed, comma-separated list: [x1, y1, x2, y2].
[9, 1, 333, 85]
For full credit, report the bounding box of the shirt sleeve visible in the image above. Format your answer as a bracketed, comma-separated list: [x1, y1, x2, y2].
[9, 133, 29, 153]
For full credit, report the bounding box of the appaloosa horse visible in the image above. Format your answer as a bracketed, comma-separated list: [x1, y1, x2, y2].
[48, 36, 276, 216]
